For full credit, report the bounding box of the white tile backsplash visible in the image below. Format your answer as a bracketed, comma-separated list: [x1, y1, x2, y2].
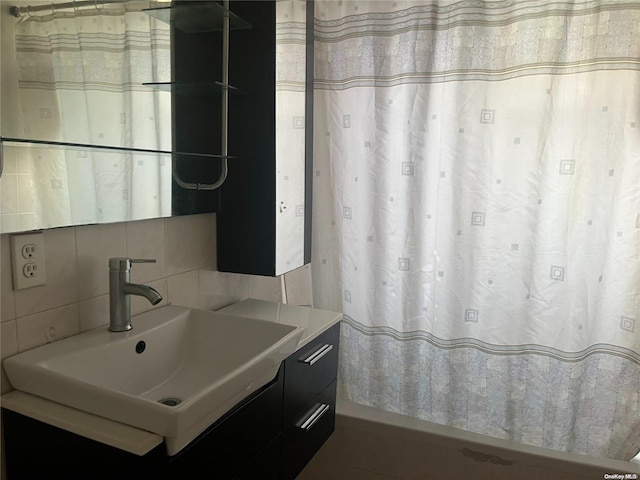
[1, 235, 16, 322]
[78, 294, 110, 332]
[1, 320, 18, 392]
[199, 270, 250, 308]
[167, 270, 200, 307]
[126, 218, 167, 283]
[197, 271, 246, 311]
[15, 303, 80, 352]
[284, 264, 313, 306]
[13, 227, 78, 317]
[246, 274, 282, 302]
[165, 213, 216, 275]
[76, 223, 127, 300]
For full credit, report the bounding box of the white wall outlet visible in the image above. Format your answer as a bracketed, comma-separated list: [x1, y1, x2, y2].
[10, 232, 47, 290]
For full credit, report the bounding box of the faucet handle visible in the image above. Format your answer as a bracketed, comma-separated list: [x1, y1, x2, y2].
[109, 257, 156, 271]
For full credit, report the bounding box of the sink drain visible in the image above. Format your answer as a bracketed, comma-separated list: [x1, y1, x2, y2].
[157, 397, 182, 407]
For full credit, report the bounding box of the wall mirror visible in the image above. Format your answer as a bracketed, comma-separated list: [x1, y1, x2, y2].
[0, 0, 177, 233]
[0, 0, 310, 251]
[0, 0, 276, 233]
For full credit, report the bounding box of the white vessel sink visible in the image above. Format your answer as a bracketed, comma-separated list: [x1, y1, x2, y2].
[3, 305, 303, 455]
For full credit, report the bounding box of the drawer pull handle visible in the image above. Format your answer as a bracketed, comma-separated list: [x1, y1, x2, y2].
[299, 404, 331, 431]
[300, 344, 333, 366]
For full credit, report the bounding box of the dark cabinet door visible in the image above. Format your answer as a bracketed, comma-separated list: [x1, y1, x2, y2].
[282, 323, 340, 479]
[2, 370, 285, 480]
[217, 0, 314, 276]
[168, 369, 284, 478]
[283, 380, 337, 480]
[283, 324, 340, 423]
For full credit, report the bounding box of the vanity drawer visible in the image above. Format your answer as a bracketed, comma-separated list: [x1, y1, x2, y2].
[283, 322, 340, 422]
[282, 379, 337, 480]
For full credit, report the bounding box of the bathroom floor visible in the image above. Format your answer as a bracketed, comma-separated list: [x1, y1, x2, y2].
[297, 415, 637, 480]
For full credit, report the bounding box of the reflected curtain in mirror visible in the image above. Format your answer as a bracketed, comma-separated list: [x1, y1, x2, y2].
[1, 1, 172, 231]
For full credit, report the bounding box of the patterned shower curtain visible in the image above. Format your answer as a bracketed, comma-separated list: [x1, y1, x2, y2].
[312, 0, 640, 459]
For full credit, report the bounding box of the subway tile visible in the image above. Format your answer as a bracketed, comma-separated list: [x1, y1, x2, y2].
[283, 264, 313, 306]
[14, 228, 78, 317]
[1, 320, 18, 394]
[198, 269, 248, 310]
[16, 303, 79, 352]
[1, 235, 16, 322]
[167, 270, 200, 307]
[246, 274, 282, 302]
[126, 218, 167, 283]
[78, 294, 109, 332]
[76, 223, 126, 300]
[165, 214, 216, 276]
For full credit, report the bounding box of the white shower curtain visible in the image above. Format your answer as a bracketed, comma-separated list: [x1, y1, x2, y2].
[312, 0, 640, 459]
[13, 0, 171, 227]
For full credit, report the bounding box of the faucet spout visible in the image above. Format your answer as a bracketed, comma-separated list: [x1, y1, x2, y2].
[123, 283, 163, 305]
[108, 257, 163, 332]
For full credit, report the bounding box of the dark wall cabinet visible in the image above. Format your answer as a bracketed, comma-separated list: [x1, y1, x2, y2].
[217, 0, 314, 276]
[2, 323, 339, 480]
[170, 0, 314, 276]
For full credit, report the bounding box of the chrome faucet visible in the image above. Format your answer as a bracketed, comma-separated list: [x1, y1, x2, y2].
[109, 257, 163, 332]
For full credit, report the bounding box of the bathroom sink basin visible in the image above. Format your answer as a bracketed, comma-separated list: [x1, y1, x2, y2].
[3, 305, 303, 455]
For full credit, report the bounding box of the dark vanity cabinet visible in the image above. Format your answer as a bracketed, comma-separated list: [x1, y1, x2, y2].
[282, 325, 340, 479]
[2, 323, 340, 480]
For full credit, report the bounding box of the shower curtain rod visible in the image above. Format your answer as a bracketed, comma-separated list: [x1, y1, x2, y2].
[10, 1, 127, 18]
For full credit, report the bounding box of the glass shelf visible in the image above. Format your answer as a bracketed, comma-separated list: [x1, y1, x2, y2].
[144, 2, 252, 33]
[143, 81, 238, 96]
[0, 138, 236, 160]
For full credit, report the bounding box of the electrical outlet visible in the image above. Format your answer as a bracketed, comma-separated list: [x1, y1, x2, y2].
[23, 263, 38, 277]
[22, 244, 37, 259]
[11, 233, 47, 290]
